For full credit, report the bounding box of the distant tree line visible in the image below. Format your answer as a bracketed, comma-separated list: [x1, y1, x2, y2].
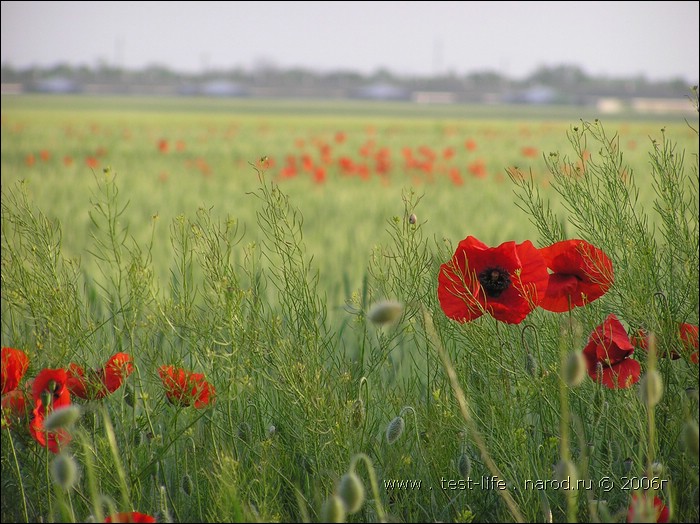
[0, 62, 695, 101]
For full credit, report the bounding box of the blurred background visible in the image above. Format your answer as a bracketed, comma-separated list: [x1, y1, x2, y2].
[2, 1, 698, 115]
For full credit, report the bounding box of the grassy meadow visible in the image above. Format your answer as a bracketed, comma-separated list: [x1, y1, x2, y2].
[1, 93, 699, 523]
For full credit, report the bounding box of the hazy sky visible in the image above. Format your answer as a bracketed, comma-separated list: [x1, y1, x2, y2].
[2, 1, 698, 82]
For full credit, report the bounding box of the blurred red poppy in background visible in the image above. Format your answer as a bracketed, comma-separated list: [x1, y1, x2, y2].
[31, 368, 71, 409]
[104, 511, 156, 523]
[158, 365, 215, 408]
[29, 399, 72, 453]
[632, 322, 698, 363]
[2, 347, 29, 395]
[626, 493, 669, 523]
[67, 353, 134, 400]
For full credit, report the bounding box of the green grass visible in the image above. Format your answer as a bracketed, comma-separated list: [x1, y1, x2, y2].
[1, 94, 698, 523]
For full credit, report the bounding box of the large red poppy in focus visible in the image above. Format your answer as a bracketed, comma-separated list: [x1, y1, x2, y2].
[438, 236, 549, 324]
[67, 353, 134, 400]
[539, 239, 614, 312]
[583, 314, 641, 389]
[158, 365, 215, 408]
[2, 347, 29, 395]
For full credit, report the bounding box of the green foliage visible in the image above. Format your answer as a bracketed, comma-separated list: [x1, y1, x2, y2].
[2, 95, 699, 523]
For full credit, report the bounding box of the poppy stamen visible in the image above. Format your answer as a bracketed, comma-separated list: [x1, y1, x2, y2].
[478, 266, 511, 298]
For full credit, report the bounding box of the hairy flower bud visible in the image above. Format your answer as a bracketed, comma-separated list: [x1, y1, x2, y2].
[367, 300, 404, 326]
[457, 453, 471, 479]
[684, 420, 699, 459]
[386, 416, 405, 444]
[320, 494, 346, 523]
[51, 453, 78, 489]
[43, 405, 81, 431]
[564, 352, 587, 387]
[337, 472, 365, 514]
[638, 370, 663, 407]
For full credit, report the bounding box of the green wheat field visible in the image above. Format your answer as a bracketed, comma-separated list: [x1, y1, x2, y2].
[1, 93, 698, 523]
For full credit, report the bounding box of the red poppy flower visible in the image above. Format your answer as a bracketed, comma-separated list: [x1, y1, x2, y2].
[632, 323, 698, 363]
[29, 399, 72, 453]
[1, 388, 29, 429]
[538, 239, 614, 312]
[626, 493, 669, 523]
[67, 353, 134, 400]
[31, 368, 71, 409]
[158, 365, 215, 408]
[438, 236, 549, 324]
[104, 512, 156, 523]
[583, 314, 641, 389]
[679, 323, 699, 363]
[2, 347, 30, 395]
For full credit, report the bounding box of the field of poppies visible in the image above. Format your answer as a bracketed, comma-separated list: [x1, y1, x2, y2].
[1, 92, 699, 523]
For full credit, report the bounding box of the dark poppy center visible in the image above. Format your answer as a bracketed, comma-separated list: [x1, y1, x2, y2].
[478, 266, 512, 298]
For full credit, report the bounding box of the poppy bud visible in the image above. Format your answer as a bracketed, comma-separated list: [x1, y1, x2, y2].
[181, 474, 194, 496]
[683, 420, 699, 459]
[408, 213, 417, 225]
[525, 353, 538, 377]
[386, 416, 405, 444]
[622, 457, 633, 474]
[43, 405, 81, 431]
[51, 453, 78, 489]
[337, 472, 365, 514]
[367, 300, 404, 326]
[650, 462, 664, 477]
[320, 494, 346, 523]
[564, 352, 587, 387]
[457, 453, 471, 479]
[237, 422, 251, 443]
[351, 399, 365, 428]
[638, 370, 663, 407]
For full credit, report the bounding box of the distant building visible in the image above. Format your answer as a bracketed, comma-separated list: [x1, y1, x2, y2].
[502, 85, 558, 105]
[198, 80, 249, 97]
[32, 76, 82, 94]
[352, 82, 410, 101]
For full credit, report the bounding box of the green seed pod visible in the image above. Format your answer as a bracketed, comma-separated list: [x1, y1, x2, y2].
[351, 399, 365, 429]
[638, 370, 663, 407]
[181, 473, 194, 497]
[650, 462, 664, 477]
[320, 494, 347, 523]
[337, 472, 365, 514]
[386, 416, 405, 444]
[525, 353, 538, 377]
[564, 352, 587, 387]
[51, 453, 78, 490]
[43, 405, 82, 431]
[457, 453, 471, 479]
[237, 422, 251, 443]
[124, 385, 137, 407]
[622, 457, 633, 474]
[367, 300, 404, 326]
[683, 420, 699, 459]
